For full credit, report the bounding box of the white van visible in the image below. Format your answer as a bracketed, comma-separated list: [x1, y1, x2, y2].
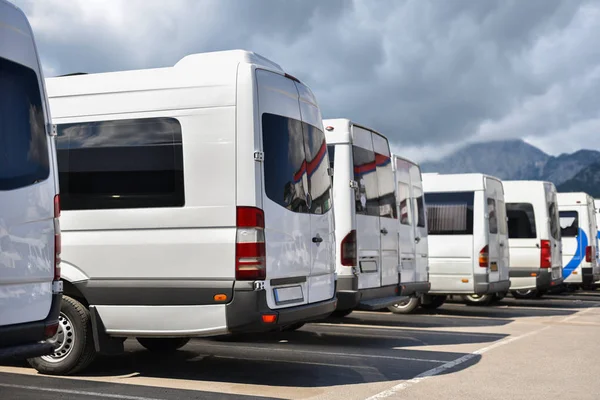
[388, 155, 430, 313]
[422, 173, 511, 307]
[29, 50, 338, 375]
[558, 192, 599, 289]
[502, 181, 563, 298]
[324, 119, 406, 316]
[0, 0, 62, 360]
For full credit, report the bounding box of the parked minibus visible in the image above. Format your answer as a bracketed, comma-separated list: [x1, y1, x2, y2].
[558, 192, 599, 289]
[324, 119, 406, 316]
[0, 0, 62, 360]
[422, 173, 510, 307]
[503, 181, 563, 298]
[388, 155, 430, 313]
[28, 50, 338, 375]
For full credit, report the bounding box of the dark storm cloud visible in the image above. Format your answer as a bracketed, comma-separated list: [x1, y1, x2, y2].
[13, 0, 600, 160]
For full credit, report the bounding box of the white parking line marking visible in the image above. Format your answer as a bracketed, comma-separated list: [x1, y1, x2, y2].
[363, 325, 551, 399]
[203, 343, 446, 363]
[0, 383, 164, 400]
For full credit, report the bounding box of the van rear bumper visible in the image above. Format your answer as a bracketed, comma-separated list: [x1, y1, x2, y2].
[474, 278, 510, 295]
[334, 276, 405, 311]
[509, 268, 563, 291]
[400, 281, 431, 297]
[226, 285, 337, 333]
[0, 293, 62, 360]
[582, 268, 600, 287]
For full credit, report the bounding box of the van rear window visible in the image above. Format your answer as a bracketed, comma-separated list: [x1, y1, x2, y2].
[262, 113, 332, 215]
[425, 191, 474, 235]
[0, 57, 49, 190]
[506, 203, 537, 239]
[559, 211, 579, 237]
[56, 118, 184, 210]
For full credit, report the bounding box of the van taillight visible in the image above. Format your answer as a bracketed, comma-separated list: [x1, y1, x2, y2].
[54, 195, 61, 281]
[478, 245, 489, 268]
[341, 230, 357, 266]
[236, 207, 266, 280]
[586, 246, 592, 263]
[540, 240, 551, 268]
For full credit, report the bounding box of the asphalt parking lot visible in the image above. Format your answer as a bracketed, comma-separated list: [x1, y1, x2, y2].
[2, 291, 600, 400]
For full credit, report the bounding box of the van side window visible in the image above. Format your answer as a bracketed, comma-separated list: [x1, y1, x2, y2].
[506, 203, 537, 238]
[376, 154, 397, 219]
[424, 191, 474, 235]
[414, 187, 426, 228]
[56, 118, 184, 210]
[487, 198, 498, 234]
[352, 146, 380, 217]
[559, 211, 579, 237]
[303, 122, 332, 215]
[0, 57, 49, 190]
[262, 113, 308, 213]
[397, 183, 411, 225]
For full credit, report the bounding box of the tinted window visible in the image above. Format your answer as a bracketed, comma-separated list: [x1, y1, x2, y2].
[303, 123, 332, 214]
[397, 182, 411, 226]
[507, 203, 537, 239]
[425, 192, 474, 235]
[549, 201, 560, 240]
[376, 153, 397, 219]
[0, 57, 49, 190]
[56, 118, 184, 210]
[353, 146, 379, 216]
[414, 187, 426, 228]
[488, 198, 498, 234]
[559, 211, 579, 237]
[262, 113, 308, 213]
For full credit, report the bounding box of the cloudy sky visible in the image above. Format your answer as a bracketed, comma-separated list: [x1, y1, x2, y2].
[14, 0, 600, 161]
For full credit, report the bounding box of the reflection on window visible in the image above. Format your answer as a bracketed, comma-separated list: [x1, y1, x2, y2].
[397, 183, 411, 226]
[559, 211, 579, 237]
[425, 192, 474, 235]
[549, 202, 560, 240]
[0, 56, 49, 190]
[56, 118, 184, 210]
[353, 146, 379, 217]
[497, 200, 507, 235]
[507, 203, 537, 239]
[414, 187, 426, 228]
[376, 154, 397, 219]
[304, 123, 332, 215]
[488, 198, 498, 234]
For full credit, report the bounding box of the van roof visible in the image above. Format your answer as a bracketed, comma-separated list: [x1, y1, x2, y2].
[422, 173, 500, 192]
[502, 181, 556, 203]
[557, 192, 592, 206]
[0, 0, 38, 71]
[46, 50, 283, 100]
[323, 118, 388, 145]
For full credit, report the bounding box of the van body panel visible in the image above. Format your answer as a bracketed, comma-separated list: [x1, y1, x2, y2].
[0, 0, 61, 359]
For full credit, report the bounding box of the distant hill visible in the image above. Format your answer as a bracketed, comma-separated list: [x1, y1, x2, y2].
[421, 139, 600, 195]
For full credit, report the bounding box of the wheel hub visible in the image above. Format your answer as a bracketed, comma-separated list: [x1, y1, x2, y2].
[41, 312, 75, 363]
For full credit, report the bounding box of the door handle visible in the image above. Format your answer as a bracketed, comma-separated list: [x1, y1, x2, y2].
[381, 228, 388, 235]
[312, 236, 323, 243]
[499, 242, 504, 247]
[415, 237, 421, 243]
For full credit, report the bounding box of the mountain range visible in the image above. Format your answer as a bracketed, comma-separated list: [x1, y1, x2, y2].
[420, 139, 600, 197]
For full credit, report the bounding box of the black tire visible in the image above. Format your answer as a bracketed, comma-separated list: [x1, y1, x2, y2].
[420, 295, 446, 310]
[330, 309, 353, 318]
[27, 296, 96, 375]
[388, 296, 420, 314]
[511, 289, 538, 299]
[136, 337, 190, 352]
[462, 294, 494, 306]
[493, 292, 507, 302]
[281, 322, 306, 332]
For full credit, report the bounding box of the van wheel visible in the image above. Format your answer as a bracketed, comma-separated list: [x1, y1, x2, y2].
[462, 294, 494, 306]
[511, 289, 537, 299]
[27, 296, 96, 375]
[388, 296, 420, 314]
[331, 309, 353, 318]
[494, 292, 507, 302]
[281, 322, 305, 332]
[136, 338, 190, 352]
[420, 295, 446, 310]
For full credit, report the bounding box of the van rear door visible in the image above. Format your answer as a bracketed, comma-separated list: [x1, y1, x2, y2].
[296, 83, 335, 303]
[395, 158, 416, 284]
[373, 134, 399, 287]
[485, 178, 503, 286]
[257, 70, 312, 309]
[411, 165, 429, 284]
[352, 126, 381, 289]
[586, 197, 599, 278]
[546, 186, 562, 281]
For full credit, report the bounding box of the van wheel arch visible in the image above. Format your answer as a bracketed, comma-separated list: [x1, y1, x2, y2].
[61, 280, 89, 308]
